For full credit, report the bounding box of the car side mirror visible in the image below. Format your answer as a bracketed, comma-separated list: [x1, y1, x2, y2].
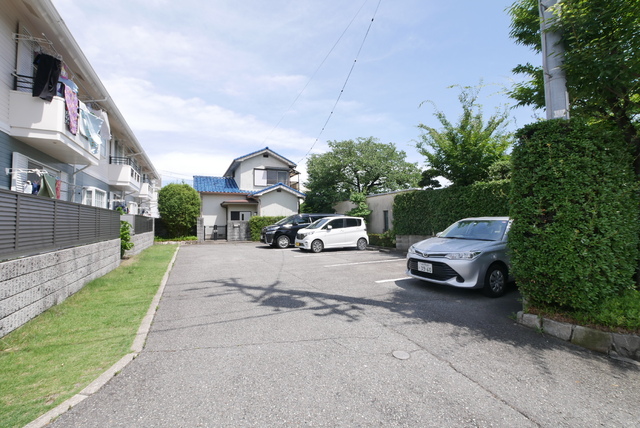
[435, 232, 442, 237]
[326, 225, 333, 231]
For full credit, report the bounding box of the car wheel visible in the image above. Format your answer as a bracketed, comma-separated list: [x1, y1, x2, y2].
[311, 239, 324, 253]
[276, 235, 290, 249]
[356, 238, 367, 250]
[482, 264, 507, 297]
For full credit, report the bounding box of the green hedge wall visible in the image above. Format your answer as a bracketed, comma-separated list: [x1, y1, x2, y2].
[249, 216, 285, 241]
[509, 120, 639, 312]
[393, 181, 511, 236]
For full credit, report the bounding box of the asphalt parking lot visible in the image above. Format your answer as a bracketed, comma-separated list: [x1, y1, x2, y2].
[51, 242, 640, 427]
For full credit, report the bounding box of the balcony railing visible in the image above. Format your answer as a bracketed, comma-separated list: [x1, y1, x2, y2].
[108, 156, 141, 191]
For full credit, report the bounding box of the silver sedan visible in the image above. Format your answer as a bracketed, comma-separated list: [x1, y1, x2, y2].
[406, 217, 513, 297]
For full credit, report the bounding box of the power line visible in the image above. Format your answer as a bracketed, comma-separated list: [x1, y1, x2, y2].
[262, 0, 371, 147]
[298, 0, 383, 164]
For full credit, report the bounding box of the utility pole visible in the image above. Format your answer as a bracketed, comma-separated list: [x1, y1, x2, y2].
[539, 0, 570, 120]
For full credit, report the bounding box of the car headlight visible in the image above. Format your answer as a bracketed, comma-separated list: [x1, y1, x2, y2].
[445, 251, 481, 260]
[408, 245, 417, 255]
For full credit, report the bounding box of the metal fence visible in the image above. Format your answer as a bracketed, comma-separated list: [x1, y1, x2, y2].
[203, 225, 227, 241]
[0, 188, 121, 261]
[134, 215, 154, 234]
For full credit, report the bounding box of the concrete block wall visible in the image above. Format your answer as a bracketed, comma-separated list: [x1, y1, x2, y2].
[0, 239, 120, 338]
[124, 231, 155, 257]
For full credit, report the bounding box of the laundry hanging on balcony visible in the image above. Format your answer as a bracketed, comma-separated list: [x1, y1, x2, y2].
[38, 173, 59, 199]
[32, 53, 61, 101]
[59, 64, 79, 135]
[79, 101, 104, 154]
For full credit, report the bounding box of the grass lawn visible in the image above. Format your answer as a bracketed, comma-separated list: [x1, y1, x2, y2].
[0, 244, 178, 428]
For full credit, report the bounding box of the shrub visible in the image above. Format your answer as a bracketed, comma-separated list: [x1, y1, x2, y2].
[249, 216, 285, 241]
[157, 184, 201, 238]
[120, 218, 134, 258]
[368, 229, 396, 248]
[509, 120, 639, 312]
[393, 181, 510, 236]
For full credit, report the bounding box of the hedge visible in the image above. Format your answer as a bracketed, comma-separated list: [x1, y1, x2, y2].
[393, 180, 510, 236]
[509, 120, 639, 312]
[248, 216, 285, 241]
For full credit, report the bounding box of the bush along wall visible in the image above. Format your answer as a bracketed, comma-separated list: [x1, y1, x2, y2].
[509, 119, 639, 312]
[248, 216, 286, 241]
[393, 180, 510, 236]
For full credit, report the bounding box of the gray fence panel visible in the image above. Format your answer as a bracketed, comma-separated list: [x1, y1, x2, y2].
[0, 188, 121, 261]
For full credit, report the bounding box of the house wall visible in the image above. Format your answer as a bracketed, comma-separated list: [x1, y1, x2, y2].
[334, 200, 357, 215]
[200, 194, 230, 227]
[0, 1, 19, 134]
[259, 191, 299, 217]
[0, 239, 121, 338]
[366, 193, 397, 234]
[334, 189, 417, 234]
[235, 155, 290, 191]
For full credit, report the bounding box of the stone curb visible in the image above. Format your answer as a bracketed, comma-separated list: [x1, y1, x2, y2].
[24, 245, 181, 428]
[517, 311, 640, 364]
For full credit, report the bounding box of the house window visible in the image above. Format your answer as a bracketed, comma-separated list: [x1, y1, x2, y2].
[230, 211, 251, 221]
[383, 210, 389, 232]
[83, 187, 107, 208]
[254, 168, 289, 186]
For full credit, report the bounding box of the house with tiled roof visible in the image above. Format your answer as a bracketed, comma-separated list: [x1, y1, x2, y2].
[193, 147, 305, 241]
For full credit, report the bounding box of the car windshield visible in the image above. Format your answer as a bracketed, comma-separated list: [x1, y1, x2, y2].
[306, 218, 331, 230]
[440, 219, 509, 241]
[275, 215, 300, 226]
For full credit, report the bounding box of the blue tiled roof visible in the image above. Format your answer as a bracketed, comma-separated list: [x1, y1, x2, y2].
[193, 176, 246, 193]
[250, 182, 306, 198]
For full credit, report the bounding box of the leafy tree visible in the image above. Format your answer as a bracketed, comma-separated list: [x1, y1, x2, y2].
[416, 84, 513, 187]
[303, 137, 420, 212]
[418, 169, 442, 189]
[345, 192, 372, 218]
[157, 183, 201, 238]
[508, 0, 640, 171]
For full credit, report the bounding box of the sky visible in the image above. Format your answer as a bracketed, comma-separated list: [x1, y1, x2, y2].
[51, 0, 542, 187]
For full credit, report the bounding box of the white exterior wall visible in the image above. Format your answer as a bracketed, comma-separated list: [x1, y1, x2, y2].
[259, 191, 299, 217]
[235, 155, 291, 191]
[0, 2, 20, 134]
[366, 193, 396, 234]
[201, 194, 230, 227]
[334, 200, 357, 214]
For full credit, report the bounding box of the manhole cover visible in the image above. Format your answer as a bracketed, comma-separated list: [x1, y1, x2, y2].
[392, 350, 410, 360]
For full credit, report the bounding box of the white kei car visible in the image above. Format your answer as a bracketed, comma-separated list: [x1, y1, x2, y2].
[295, 216, 369, 253]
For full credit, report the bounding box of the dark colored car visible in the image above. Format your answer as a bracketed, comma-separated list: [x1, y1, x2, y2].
[261, 213, 339, 248]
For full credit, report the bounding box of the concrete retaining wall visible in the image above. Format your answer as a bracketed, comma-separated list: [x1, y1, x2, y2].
[124, 232, 155, 257]
[0, 239, 121, 338]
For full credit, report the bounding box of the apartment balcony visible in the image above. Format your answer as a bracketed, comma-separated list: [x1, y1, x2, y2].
[138, 182, 157, 201]
[9, 90, 100, 166]
[108, 157, 141, 192]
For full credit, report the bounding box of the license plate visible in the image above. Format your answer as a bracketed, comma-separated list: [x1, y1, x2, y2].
[417, 262, 432, 273]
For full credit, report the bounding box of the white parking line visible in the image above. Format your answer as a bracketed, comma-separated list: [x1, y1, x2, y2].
[324, 259, 404, 267]
[375, 277, 411, 283]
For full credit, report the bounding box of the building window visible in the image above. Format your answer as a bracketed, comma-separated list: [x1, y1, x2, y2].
[383, 210, 389, 232]
[83, 187, 107, 208]
[230, 211, 251, 221]
[254, 168, 289, 186]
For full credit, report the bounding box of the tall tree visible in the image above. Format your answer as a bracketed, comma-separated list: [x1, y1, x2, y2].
[158, 183, 201, 238]
[508, 0, 640, 171]
[303, 137, 420, 212]
[416, 84, 513, 187]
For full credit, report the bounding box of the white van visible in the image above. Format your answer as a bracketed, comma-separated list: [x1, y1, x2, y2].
[295, 216, 369, 253]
